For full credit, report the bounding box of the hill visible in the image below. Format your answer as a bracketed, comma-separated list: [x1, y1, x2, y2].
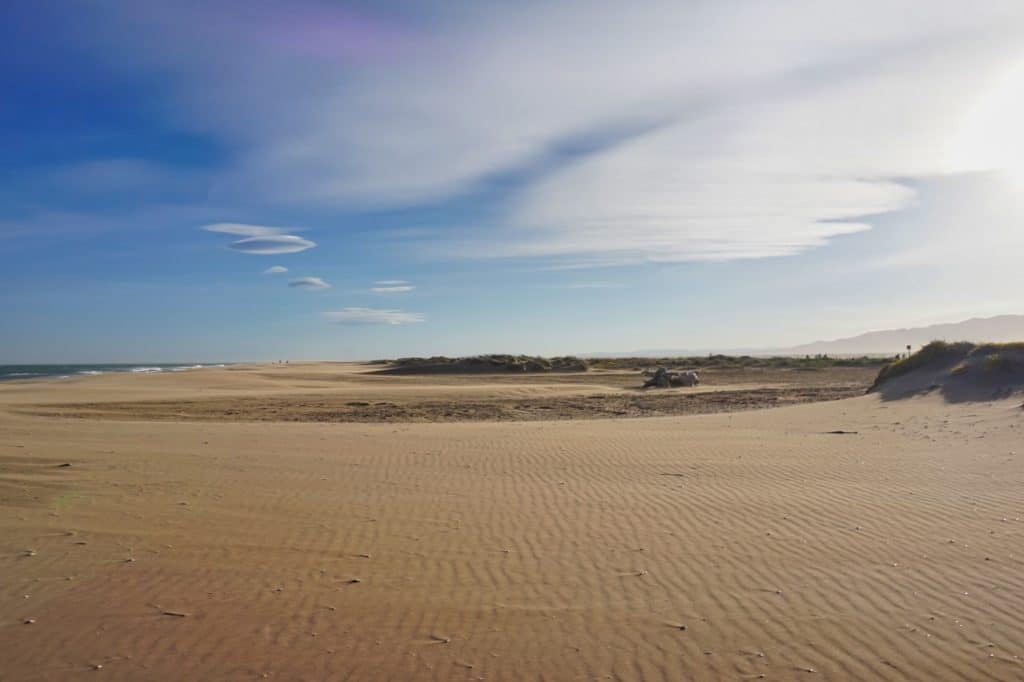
[787, 315, 1024, 356]
[585, 315, 1024, 358]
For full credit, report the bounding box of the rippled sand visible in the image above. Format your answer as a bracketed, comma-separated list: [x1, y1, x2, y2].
[1, 365, 1022, 680]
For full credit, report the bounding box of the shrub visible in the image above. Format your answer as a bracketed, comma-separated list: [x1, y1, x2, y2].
[870, 340, 1024, 391]
[870, 341, 974, 391]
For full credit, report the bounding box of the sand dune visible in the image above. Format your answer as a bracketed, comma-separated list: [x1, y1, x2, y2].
[1, 366, 1022, 680]
[871, 342, 1024, 403]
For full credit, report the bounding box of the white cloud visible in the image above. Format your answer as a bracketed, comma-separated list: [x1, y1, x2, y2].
[323, 307, 425, 325]
[203, 223, 317, 255]
[203, 223, 282, 237]
[108, 3, 1024, 262]
[372, 285, 414, 293]
[231, 235, 316, 255]
[289, 276, 330, 290]
[263, 265, 288, 274]
[371, 279, 414, 292]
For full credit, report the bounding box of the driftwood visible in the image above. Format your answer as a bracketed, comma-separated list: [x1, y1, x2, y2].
[642, 367, 700, 389]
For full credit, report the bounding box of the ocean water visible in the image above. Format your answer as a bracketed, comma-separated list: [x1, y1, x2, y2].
[0, 364, 228, 381]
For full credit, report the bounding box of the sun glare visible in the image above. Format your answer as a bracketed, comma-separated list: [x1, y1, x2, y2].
[955, 60, 1024, 183]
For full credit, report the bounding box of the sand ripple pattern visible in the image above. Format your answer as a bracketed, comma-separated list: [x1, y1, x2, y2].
[1, 395, 1023, 680]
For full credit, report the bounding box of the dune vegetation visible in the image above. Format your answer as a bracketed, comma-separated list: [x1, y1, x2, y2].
[375, 354, 590, 374]
[588, 354, 887, 371]
[869, 340, 1024, 396]
[375, 353, 888, 375]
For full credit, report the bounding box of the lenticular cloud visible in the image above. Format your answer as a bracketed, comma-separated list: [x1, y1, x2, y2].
[203, 223, 316, 255]
[371, 279, 414, 293]
[372, 286, 414, 293]
[203, 223, 281, 237]
[230, 235, 316, 255]
[289, 276, 331, 290]
[322, 308, 425, 325]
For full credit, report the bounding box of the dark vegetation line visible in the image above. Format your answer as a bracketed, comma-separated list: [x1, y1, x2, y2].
[374, 354, 888, 374]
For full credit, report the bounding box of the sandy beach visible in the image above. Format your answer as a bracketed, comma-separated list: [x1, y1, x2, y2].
[9, 1, 1024, 678]
[1, 364, 1022, 680]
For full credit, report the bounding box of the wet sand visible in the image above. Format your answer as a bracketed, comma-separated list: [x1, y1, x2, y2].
[1, 365, 1022, 680]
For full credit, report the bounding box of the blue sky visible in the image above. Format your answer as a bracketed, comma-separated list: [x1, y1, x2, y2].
[2, 1, 1024, 363]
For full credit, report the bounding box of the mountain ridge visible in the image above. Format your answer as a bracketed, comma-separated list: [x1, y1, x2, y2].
[787, 315, 1024, 355]
[584, 314, 1024, 357]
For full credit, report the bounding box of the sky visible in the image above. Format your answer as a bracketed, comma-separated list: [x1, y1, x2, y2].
[2, 1, 1024, 363]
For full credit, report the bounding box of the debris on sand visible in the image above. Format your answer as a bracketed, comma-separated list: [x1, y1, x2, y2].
[642, 367, 700, 388]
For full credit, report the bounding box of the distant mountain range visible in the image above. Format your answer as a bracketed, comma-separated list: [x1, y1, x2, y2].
[588, 315, 1024, 357]
[784, 315, 1024, 355]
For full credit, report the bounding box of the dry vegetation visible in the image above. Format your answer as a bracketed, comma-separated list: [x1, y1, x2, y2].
[375, 355, 590, 374]
[588, 354, 888, 371]
[870, 340, 1024, 401]
[377, 354, 889, 374]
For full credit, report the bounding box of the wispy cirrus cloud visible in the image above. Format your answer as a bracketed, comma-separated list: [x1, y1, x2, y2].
[372, 280, 414, 293]
[88, 3, 1024, 263]
[263, 265, 288, 274]
[288, 276, 330, 290]
[323, 307, 425, 325]
[203, 223, 316, 255]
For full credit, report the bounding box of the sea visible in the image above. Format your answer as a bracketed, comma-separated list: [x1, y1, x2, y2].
[0, 364, 229, 382]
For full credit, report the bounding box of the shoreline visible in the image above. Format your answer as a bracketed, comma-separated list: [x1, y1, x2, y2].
[0, 363, 232, 383]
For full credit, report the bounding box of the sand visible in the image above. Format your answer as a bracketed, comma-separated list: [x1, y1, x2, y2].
[1, 364, 1022, 680]
[7, 363, 875, 423]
